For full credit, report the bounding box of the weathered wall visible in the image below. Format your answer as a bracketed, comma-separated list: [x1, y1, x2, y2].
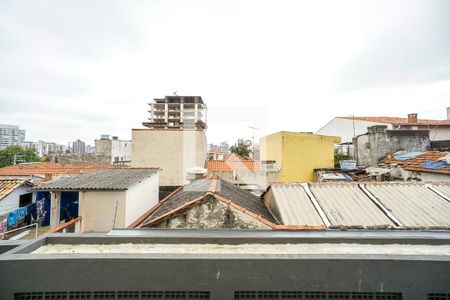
[0, 185, 30, 215]
[125, 174, 159, 226]
[131, 129, 207, 186]
[208, 171, 279, 189]
[49, 153, 111, 165]
[79, 191, 126, 232]
[355, 126, 430, 166]
[96, 139, 132, 163]
[261, 132, 340, 182]
[152, 196, 271, 229]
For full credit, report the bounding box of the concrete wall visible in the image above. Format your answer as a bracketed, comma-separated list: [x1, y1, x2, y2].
[316, 118, 393, 143]
[79, 191, 126, 232]
[208, 171, 279, 189]
[260, 132, 340, 182]
[49, 153, 111, 164]
[131, 129, 207, 186]
[0, 185, 30, 215]
[125, 174, 159, 226]
[355, 126, 430, 166]
[152, 196, 271, 229]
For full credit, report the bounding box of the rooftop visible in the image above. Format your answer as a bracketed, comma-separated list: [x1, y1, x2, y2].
[339, 116, 450, 126]
[32, 168, 159, 191]
[384, 151, 450, 174]
[132, 178, 280, 228]
[207, 156, 263, 172]
[0, 162, 125, 177]
[264, 182, 450, 230]
[0, 179, 31, 200]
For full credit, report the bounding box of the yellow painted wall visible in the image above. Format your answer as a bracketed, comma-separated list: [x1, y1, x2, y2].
[260, 131, 340, 182]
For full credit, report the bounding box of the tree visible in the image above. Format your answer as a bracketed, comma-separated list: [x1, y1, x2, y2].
[229, 139, 252, 159]
[0, 145, 40, 168]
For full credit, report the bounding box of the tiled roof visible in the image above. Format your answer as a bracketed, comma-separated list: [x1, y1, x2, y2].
[0, 162, 125, 177]
[133, 178, 279, 229]
[207, 155, 263, 172]
[0, 179, 30, 200]
[339, 116, 450, 126]
[32, 168, 159, 191]
[384, 151, 450, 174]
[264, 182, 450, 230]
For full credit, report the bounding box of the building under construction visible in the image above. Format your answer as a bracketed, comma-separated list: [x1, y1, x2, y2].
[143, 96, 207, 130]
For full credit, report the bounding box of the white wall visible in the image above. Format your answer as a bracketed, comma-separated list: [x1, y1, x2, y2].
[316, 118, 392, 143]
[0, 185, 31, 215]
[125, 174, 159, 226]
[111, 140, 132, 162]
[419, 172, 450, 183]
[430, 127, 450, 141]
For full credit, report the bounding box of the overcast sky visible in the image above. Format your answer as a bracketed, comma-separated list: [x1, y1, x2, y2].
[1, 0, 449, 146]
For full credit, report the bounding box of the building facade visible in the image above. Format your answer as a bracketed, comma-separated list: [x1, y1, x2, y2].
[260, 131, 340, 182]
[0, 124, 25, 150]
[72, 139, 86, 153]
[95, 136, 132, 164]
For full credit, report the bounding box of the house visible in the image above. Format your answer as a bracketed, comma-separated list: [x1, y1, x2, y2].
[316, 108, 450, 143]
[206, 154, 280, 190]
[354, 125, 430, 166]
[131, 177, 278, 229]
[33, 168, 159, 232]
[260, 131, 340, 182]
[0, 179, 33, 216]
[384, 151, 450, 182]
[132, 96, 207, 188]
[263, 182, 450, 229]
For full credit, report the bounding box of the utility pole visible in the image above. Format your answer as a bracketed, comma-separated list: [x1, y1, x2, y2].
[248, 126, 259, 159]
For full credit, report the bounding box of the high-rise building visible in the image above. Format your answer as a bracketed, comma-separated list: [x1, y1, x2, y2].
[143, 96, 207, 129]
[0, 124, 26, 149]
[133, 96, 207, 188]
[72, 139, 86, 153]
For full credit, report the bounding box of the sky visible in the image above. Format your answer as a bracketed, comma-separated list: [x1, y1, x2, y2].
[0, 0, 449, 146]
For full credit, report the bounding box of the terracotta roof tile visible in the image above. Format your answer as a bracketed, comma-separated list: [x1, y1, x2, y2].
[339, 116, 450, 126]
[207, 155, 262, 172]
[384, 151, 450, 174]
[0, 162, 127, 177]
[0, 179, 30, 200]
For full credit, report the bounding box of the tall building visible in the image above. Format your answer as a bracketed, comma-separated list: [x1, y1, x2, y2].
[72, 139, 86, 153]
[132, 96, 207, 188]
[143, 95, 207, 129]
[21, 140, 67, 157]
[0, 124, 26, 149]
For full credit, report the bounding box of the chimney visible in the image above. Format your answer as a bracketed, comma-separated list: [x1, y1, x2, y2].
[447, 107, 450, 120]
[407, 113, 418, 123]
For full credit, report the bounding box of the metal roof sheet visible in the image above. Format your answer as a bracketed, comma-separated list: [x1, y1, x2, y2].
[32, 168, 159, 191]
[364, 183, 450, 227]
[310, 183, 395, 227]
[269, 184, 324, 226]
[431, 183, 450, 199]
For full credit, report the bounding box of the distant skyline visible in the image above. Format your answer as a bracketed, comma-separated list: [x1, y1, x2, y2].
[1, 0, 449, 145]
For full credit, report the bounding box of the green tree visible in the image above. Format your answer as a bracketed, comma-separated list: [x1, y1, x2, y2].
[0, 145, 40, 168]
[229, 139, 252, 159]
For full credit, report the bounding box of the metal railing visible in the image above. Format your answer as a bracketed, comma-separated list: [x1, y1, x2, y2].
[0, 222, 38, 240]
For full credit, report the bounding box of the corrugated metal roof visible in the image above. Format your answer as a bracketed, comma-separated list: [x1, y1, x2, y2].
[431, 183, 450, 200]
[365, 183, 450, 227]
[32, 168, 159, 191]
[269, 184, 324, 226]
[0, 179, 28, 200]
[310, 183, 395, 227]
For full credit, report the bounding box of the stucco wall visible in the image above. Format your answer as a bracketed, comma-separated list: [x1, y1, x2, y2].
[0, 185, 30, 215]
[131, 129, 206, 186]
[261, 132, 340, 182]
[125, 174, 159, 226]
[316, 118, 393, 143]
[79, 191, 126, 232]
[152, 196, 271, 229]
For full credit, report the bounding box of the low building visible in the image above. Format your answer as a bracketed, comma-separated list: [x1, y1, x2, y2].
[384, 151, 450, 182]
[32, 168, 159, 232]
[131, 177, 280, 230]
[263, 182, 450, 229]
[354, 125, 430, 166]
[206, 155, 280, 189]
[95, 135, 132, 164]
[260, 131, 340, 182]
[316, 108, 450, 143]
[0, 179, 33, 216]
